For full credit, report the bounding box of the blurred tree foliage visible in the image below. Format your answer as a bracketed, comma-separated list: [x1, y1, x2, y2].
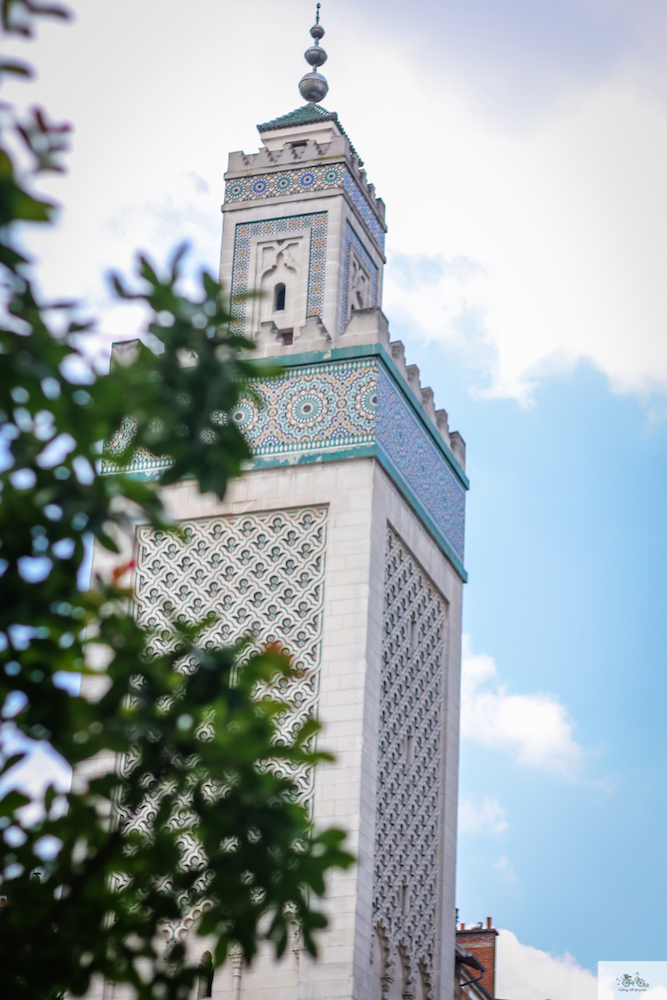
[0, 3, 353, 998]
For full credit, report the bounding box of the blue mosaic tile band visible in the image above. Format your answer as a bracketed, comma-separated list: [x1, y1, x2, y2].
[342, 170, 385, 252]
[341, 221, 378, 332]
[232, 360, 377, 454]
[101, 361, 377, 475]
[225, 164, 385, 253]
[225, 164, 342, 203]
[230, 213, 327, 335]
[375, 365, 466, 562]
[101, 358, 465, 567]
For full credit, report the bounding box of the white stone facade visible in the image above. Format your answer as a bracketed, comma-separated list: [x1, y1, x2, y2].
[92, 103, 467, 1000]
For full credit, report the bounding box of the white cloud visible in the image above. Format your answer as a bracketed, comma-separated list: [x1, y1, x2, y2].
[459, 796, 509, 835]
[497, 929, 596, 1000]
[377, 67, 667, 402]
[4, 0, 667, 402]
[460, 636, 583, 777]
[494, 855, 518, 886]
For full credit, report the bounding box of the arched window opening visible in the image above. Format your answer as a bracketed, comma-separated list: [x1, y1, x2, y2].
[274, 282, 286, 312]
[197, 952, 214, 999]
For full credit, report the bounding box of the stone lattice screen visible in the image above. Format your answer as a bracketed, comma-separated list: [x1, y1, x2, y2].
[133, 506, 328, 807]
[373, 528, 448, 997]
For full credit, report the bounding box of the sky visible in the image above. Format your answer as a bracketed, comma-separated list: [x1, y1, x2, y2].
[4, 0, 667, 995]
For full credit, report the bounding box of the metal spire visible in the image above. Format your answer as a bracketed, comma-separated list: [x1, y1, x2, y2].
[299, 3, 329, 103]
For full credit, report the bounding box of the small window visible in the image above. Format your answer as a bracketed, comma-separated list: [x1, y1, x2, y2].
[280, 329, 293, 345]
[198, 952, 214, 999]
[274, 283, 286, 312]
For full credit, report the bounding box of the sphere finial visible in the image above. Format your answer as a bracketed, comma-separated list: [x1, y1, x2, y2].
[299, 2, 329, 104]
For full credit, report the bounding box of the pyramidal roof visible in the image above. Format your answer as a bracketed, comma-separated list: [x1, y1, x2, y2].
[257, 103, 338, 132]
[256, 104, 361, 162]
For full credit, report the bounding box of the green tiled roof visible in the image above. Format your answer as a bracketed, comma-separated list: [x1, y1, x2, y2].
[257, 104, 337, 131]
[256, 104, 362, 163]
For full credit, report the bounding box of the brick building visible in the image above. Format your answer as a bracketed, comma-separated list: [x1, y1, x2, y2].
[455, 919, 503, 1000]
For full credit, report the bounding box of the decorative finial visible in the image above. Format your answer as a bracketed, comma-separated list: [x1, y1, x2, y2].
[299, 3, 329, 104]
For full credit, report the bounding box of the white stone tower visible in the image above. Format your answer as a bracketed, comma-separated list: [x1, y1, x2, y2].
[98, 12, 468, 1000]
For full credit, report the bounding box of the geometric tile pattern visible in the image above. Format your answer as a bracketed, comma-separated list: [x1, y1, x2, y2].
[376, 365, 466, 562]
[229, 212, 327, 334]
[228, 360, 377, 455]
[225, 163, 343, 204]
[373, 527, 446, 1000]
[132, 506, 329, 811]
[224, 163, 385, 253]
[341, 221, 378, 332]
[101, 358, 466, 567]
[342, 168, 386, 252]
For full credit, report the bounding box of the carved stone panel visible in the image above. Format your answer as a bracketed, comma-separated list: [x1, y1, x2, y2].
[373, 528, 447, 999]
[133, 506, 329, 807]
[249, 232, 310, 336]
[230, 213, 327, 335]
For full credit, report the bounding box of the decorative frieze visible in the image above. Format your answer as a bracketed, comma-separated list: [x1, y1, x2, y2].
[102, 356, 466, 573]
[376, 367, 466, 563]
[224, 162, 386, 253]
[230, 359, 378, 454]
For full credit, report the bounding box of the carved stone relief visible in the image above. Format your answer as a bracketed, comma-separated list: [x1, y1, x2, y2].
[230, 216, 324, 337]
[132, 506, 329, 810]
[347, 246, 372, 320]
[372, 527, 447, 1000]
[257, 237, 303, 333]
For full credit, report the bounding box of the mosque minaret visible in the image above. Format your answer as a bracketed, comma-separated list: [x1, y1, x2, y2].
[94, 8, 468, 999]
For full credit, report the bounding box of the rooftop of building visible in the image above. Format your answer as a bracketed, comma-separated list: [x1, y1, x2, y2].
[256, 103, 362, 162]
[458, 920, 498, 937]
[257, 103, 337, 131]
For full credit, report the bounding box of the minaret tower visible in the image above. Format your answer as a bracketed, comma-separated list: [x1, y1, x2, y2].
[104, 10, 468, 999]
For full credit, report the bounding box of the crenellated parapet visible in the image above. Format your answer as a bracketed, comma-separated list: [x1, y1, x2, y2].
[226, 134, 384, 224]
[223, 106, 386, 259]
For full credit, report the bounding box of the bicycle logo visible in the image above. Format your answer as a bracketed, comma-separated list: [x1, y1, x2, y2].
[617, 974, 649, 991]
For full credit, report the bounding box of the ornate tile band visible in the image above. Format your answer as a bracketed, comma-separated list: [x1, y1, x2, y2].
[342, 169, 385, 253]
[102, 361, 377, 473]
[102, 358, 466, 568]
[376, 366, 466, 562]
[230, 359, 377, 454]
[225, 163, 386, 253]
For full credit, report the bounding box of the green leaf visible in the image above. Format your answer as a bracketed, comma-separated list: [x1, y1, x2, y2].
[0, 753, 25, 775]
[0, 790, 30, 814]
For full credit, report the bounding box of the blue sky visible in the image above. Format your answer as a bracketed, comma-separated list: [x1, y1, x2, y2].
[5, 0, 667, 992]
[400, 327, 667, 973]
